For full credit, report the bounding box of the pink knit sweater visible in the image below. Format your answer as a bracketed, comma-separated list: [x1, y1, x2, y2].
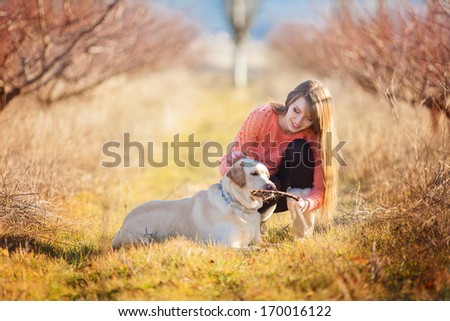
[219, 103, 324, 212]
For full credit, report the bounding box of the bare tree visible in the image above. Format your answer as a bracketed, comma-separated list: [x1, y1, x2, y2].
[269, 0, 449, 124]
[224, 0, 259, 87]
[0, 0, 197, 109]
[0, 0, 120, 109]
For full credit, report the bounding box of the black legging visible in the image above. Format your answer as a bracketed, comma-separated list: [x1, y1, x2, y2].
[258, 139, 314, 213]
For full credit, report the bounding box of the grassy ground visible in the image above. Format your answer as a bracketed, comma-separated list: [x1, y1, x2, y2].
[0, 66, 448, 300]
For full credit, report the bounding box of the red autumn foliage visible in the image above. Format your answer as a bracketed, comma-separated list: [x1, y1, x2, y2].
[269, 0, 449, 124]
[0, 0, 197, 109]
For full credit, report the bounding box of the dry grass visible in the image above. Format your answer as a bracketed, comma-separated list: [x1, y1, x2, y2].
[0, 63, 448, 300]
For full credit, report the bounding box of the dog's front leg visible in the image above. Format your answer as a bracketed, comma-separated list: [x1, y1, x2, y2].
[250, 228, 264, 246]
[259, 204, 276, 237]
[229, 239, 260, 251]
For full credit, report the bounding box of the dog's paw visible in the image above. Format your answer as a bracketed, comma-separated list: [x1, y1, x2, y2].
[231, 245, 261, 252]
[242, 245, 261, 252]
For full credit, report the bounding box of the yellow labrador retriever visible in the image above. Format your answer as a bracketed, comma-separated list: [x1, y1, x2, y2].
[112, 159, 276, 249]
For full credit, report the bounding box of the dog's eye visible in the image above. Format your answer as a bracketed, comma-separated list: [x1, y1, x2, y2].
[250, 172, 258, 176]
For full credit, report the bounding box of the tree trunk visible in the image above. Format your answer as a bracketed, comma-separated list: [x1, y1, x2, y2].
[234, 39, 248, 87]
[225, 0, 258, 87]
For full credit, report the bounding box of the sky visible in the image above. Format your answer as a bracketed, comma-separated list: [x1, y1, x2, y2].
[153, 0, 325, 39]
[153, 0, 426, 39]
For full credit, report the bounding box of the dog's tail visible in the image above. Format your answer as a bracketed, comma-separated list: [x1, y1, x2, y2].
[111, 230, 122, 250]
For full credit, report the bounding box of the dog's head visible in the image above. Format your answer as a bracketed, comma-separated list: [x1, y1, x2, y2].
[224, 158, 276, 209]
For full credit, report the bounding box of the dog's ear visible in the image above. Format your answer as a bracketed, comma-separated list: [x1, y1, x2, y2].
[240, 160, 257, 168]
[226, 166, 246, 188]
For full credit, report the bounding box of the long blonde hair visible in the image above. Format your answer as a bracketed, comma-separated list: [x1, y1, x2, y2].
[271, 80, 339, 223]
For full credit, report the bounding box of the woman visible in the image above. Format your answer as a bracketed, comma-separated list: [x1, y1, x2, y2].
[219, 80, 338, 239]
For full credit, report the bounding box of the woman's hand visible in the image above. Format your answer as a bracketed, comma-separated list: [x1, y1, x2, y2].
[287, 197, 307, 213]
[286, 187, 311, 213]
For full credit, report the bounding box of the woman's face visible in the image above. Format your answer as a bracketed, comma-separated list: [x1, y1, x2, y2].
[282, 96, 313, 134]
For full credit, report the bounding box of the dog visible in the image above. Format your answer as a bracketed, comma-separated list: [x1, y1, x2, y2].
[112, 158, 276, 249]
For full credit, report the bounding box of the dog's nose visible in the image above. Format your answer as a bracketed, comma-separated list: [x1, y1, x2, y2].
[266, 183, 276, 191]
